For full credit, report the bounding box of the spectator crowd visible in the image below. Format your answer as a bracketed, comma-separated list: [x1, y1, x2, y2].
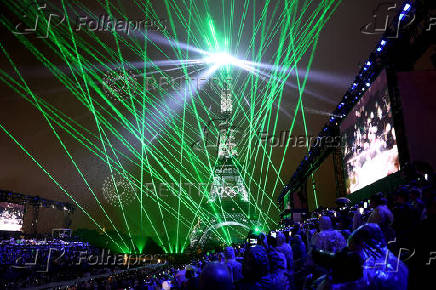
[1, 166, 435, 289]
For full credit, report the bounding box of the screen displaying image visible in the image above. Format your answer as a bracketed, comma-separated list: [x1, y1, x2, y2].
[341, 70, 400, 194]
[0, 202, 24, 231]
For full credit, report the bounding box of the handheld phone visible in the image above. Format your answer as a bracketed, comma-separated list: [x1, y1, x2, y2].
[288, 231, 292, 237]
[249, 238, 257, 247]
[270, 231, 277, 238]
[364, 202, 368, 209]
[359, 208, 364, 214]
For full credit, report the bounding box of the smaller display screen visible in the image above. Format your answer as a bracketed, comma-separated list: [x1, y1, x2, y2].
[0, 202, 24, 231]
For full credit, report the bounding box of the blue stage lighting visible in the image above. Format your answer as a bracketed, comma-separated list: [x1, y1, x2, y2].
[399, 4, 411, 21]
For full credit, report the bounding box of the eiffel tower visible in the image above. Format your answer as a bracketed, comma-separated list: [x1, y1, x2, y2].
[189, 87, 254, 248]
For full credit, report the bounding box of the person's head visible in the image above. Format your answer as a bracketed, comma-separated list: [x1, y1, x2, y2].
[395, 187, 409, 204]
[319, 215, 333, 231]
[257, 233, 268, 248]
[185, 265, 196, 279]
[275, 231, 286, 246]
[199, 262, 232, 290]
[409, 187, 421, 200]
[223, 247, 235, 260]
[370, 192, 386, 207]
[348, 223, 386, 255]
[243, 245, 269, 279]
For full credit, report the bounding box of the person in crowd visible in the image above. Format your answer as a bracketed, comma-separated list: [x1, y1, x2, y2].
[408, 194, 436, 289]
[311, 216, 346, 253]
[183, 264, 199, 290]
[352, 208, 364, 231]
[392, 187, 415, 249]
[268, 249, 291, 289]
[348, 223, 408, 289]
[289, 232, 307, 270]
[275, 231, 294, 273]
[367, 192, 395, 242]
[175, 269, 187, 289]
[408, 186, 425, 219]
[223, 246, 243, 282]
[310, 247, 363, 289]
[237, 245, 280, 289]
[218, 252, 226, 264]
[199, 262, 232, 290]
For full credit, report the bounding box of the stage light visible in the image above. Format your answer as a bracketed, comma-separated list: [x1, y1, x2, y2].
[203, 52, 236, 67]
[377, 40, 387, 52]
[399, 4, 411, 21]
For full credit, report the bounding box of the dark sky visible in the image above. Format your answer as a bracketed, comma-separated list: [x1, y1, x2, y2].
[0, 0, 404, 238]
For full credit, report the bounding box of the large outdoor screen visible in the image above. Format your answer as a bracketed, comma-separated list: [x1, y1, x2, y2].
[341, 70, 400, 194]
[0, 202, 24, 231]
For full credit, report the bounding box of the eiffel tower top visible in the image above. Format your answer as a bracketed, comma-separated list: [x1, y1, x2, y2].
[209, 89, 249, 203]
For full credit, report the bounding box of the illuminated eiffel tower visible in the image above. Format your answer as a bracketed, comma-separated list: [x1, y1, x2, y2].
[189, 87, 253, 248]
